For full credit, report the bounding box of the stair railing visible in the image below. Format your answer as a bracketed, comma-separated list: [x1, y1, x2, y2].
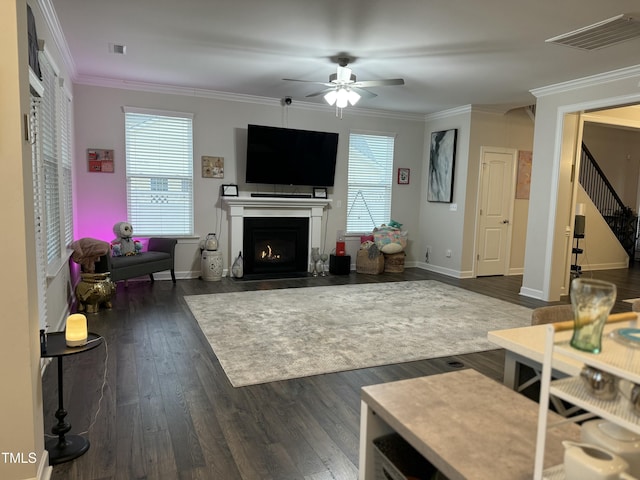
[579, 142, 637, 259]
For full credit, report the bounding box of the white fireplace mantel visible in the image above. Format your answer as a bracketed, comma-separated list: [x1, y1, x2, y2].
[222, 196, 332, 270]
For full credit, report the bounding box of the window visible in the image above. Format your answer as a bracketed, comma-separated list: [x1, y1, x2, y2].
[346, 132, 396, 233]
[39, 54, 61, 263]
[124, 108, 194, 236]
[37, 51, 73, 267]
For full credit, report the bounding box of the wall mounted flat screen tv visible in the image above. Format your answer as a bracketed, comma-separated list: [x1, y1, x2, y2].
[246, 124, 339, 187]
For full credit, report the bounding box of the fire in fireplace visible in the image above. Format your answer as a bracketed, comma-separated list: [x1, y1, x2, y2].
[243, 217, 310, 278]
[259, 244, 282, 261]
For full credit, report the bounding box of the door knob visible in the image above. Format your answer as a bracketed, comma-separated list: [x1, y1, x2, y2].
[502, 219, 510, 224]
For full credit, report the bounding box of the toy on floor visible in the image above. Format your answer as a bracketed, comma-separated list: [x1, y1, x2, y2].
[112, 221, 142, 256]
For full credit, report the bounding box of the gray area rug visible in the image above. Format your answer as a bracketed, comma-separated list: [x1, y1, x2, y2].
[185, 280, 532, 387]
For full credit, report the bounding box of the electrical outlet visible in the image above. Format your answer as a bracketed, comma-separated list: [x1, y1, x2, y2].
[446, 249, 452, 258]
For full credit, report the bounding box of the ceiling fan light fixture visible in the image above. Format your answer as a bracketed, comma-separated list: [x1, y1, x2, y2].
[336, 66, 353, 83]
[335, 88, 349, 108]
[324, 90, 338, 106]
[347, 90, 361, 106]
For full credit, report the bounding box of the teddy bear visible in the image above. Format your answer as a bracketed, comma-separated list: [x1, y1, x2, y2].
[111, 221, 142, 256]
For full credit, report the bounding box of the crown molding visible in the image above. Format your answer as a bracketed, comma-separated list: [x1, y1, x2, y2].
[424, 105, 472, 121]
[531, 64, 640, 98]
[74, 74, 425, 122]
[38, 0, 76, 79]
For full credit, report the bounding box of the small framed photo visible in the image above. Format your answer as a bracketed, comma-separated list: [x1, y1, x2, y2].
[221, 184, 238, 196]
[313, 187, 328, 198]
[398, 168, 410, 185]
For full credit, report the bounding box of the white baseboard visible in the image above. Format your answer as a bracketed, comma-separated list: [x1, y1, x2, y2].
[519, 286, 544, 300]
[578, 261, 629, 272]
[415, 262, 469, 279]
[37, 450, 52, 480]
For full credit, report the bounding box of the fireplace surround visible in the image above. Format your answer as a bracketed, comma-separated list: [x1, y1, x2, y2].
[223, 196, 331, 277]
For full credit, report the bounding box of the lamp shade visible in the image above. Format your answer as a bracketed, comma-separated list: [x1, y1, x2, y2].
[336, 88, 349, 108]
[324, 90, 338, 106]
[65, 313, 88, 347]
[347, 90, 361, 106]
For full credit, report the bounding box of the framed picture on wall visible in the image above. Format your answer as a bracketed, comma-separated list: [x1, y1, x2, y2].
[87, 148, 114, 173]
[427, 129, 457, 203]
[398, 168, 410, 185]
[202, 156, 224, 178]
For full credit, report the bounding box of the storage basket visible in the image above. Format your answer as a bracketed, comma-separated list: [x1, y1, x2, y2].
[356, 249, 384, 274]
[384, 252, 406, 273]
[373, 433, 437, 480]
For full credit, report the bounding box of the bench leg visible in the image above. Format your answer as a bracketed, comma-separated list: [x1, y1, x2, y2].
[149, 273, 155, 283]
[171, 269, 176, 283]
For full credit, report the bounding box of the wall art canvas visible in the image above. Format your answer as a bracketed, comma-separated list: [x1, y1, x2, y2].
[516, 150, 532, 199]
[202, 156, 224, 178]
[427, 129, 457, 202]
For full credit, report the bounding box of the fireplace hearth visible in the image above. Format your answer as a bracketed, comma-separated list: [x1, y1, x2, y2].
[243, 217, 309, 279]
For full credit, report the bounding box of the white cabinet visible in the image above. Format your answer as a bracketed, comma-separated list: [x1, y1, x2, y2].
[534, 316, 640, 479]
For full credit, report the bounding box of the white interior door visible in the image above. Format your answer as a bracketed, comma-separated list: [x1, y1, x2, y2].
[476, 147, 517, 276]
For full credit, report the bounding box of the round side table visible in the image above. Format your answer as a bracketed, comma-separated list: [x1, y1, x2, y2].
[42, 331, 103, 465]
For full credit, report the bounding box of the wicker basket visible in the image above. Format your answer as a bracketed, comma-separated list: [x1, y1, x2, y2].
[356, 249, 385, 274]
[384, 252, 406, 273]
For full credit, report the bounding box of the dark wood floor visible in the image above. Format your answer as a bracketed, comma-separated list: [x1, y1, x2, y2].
[43, 266, 640, 480]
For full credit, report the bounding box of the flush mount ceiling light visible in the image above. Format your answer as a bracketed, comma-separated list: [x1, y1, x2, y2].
[546, 14, 640, 50]
[283, 56, 404, 117]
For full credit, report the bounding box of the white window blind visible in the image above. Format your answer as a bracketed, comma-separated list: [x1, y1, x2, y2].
[346, 132, 395, 233]
[60, 93, 73, 247]
[39, 53, 61, 263]
[124, 109, 194, 236]
[30, 94, 48, 330]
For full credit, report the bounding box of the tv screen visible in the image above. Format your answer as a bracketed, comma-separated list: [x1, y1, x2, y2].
[246, 124, 338, 187]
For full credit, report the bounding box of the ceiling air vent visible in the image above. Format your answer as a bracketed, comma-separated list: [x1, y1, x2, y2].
[109, 43, 127, 55]
[546, 14, 640, 50]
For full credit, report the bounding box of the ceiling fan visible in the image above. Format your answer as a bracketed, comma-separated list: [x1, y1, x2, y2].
[283, 56, 405, 114]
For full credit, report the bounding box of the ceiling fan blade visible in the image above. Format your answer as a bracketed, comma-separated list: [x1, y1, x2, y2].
[283, 78, 333, 87]
[352, 87, 377, 99]
[353, 78, 405, 87]
[305, 88, 334, 98]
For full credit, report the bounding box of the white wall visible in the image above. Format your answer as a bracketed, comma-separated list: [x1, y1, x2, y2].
[582, 122, 640, 210]
[419, 107, 534, 278]
[522, 65, 640, 301]
[419, 107, 472, 277]
[72, 84, 427, 275]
